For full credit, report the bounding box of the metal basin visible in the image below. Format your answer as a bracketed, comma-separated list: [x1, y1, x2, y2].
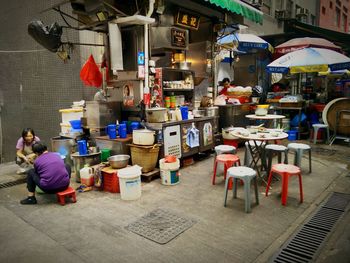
[108, 154, 130, 169]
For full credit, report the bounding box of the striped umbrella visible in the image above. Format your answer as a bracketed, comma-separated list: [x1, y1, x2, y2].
[266, 48, 350, 74]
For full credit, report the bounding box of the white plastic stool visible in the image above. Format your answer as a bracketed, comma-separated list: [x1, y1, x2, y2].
[311, 124, 330, 144]
[215, 145, 236, 155]
[224, 166, 259, 213]
[287, 143, 312, 173]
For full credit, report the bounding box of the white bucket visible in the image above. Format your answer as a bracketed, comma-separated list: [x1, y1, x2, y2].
[159, 158, 180, 186]
[118, 165, 142, 200]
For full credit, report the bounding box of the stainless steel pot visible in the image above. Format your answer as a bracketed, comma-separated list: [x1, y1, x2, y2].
[192, 108, 205, 118]
[174, 62, 192, 70]
[204, 106, 219, 117]
[146, 107, 168, 123]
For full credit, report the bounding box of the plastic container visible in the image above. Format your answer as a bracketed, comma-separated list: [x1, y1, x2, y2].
[101, 149, 111, 162]
[159, 158, 180, 185]
[118, 165, 142, 200]
[77, 140, 88, 155]
[130, 122, 140, 132]
[102, 170, 120, 193]
[223, 139, 239, 148]
[106, 124, 117, 139]
[69, 119, 81, 129]
[180, 106, 188, 120]
[80, 165, 94, 186]
[118, 123, 127, 138]
[287, 130, 298, 141]
[59, 108, 84, 124]
[165, 97, 171, 108]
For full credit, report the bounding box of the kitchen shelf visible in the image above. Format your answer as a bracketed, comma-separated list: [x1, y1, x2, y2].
[163, 88, 194, 91]
[162, 67, 195, 75]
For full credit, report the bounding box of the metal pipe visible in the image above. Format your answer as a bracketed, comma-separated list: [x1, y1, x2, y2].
[143, 0, 155, 108]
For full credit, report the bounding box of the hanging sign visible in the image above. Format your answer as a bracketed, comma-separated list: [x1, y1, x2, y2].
[137, 51, 145, 65]
[171, 28, 186, 48]
[175, 10, 200, 30]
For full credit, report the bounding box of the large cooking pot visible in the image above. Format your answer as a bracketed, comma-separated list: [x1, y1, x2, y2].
[202, 106, 219, 117]
[132, 129, 155, 145]
[146, 107, 168, 123]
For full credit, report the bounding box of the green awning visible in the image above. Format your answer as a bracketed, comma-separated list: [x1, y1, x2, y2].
[205, 0, 263, 24]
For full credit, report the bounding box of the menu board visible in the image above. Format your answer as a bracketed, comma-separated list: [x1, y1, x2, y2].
[171, 28, 186, 48]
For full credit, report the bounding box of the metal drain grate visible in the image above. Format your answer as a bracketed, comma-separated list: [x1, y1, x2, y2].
[126, 208, 196, 244]
[0, 179, 26, 189]
[271, 192, 350, 263]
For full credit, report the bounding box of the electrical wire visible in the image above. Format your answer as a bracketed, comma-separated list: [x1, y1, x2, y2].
[0, 49, 47, 53]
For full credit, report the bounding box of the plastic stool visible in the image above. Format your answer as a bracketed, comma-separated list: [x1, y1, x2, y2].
[287, 143, 312, 173]
[265, 164, 303, 206]
[224, 166, 259, 213]
[311, 124, 330, 144]
[265, 144, 288, 175]
[244, 140, 265, 166]
[214, 145, 236, 155]
[213, 145, 236, 172]
[56, 186, 77, 206]
[212, 154, 241, 187]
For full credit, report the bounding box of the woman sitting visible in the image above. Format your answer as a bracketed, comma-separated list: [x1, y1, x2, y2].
[16, 128, 40, 174]
[20, 142, 71, 205]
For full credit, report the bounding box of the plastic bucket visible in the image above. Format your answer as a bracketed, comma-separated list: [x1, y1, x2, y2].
[101, 149, 111, 162]
[287, 130, 298, 141]
[130, 122, 140, 133]
[118, 123, 127, 138]
[159, 158, 180, 186]
[180, 106, 188, 120]
[77, 140, 88, 155]
[106, 124, 117, 139]
[118, 165, 142, 200]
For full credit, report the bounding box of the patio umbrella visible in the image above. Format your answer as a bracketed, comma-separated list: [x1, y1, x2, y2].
[217, 33, 272, 52]
[274, 37, 342, 57]
[266, 48, 350, 74]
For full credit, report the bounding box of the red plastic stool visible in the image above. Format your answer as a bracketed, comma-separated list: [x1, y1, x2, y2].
[265, 164, 303, 206]
[56, 186, 77, 206]
[213, 154, 241, 189]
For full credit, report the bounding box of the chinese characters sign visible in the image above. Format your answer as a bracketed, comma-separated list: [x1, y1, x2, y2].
[171, 28, 187, 48]
[175, 10, 200, 30]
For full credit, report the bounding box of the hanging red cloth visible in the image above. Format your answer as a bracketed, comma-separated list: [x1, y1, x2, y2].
[80, 55, 102, 87]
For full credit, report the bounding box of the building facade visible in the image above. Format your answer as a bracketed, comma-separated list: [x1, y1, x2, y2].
[318, 0, 350, 33]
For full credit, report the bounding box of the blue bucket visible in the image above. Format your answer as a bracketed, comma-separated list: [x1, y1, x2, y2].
[287, 130, 298, 141]
[118, 123, 127, 138]
[77, 140, 88, 155]
[180, 106, 188, 120]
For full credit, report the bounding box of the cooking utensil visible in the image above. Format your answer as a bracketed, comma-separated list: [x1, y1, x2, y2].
[146, 107, 168, 123]
[108, 154, 130, 169]
[132, 129, 155, 145]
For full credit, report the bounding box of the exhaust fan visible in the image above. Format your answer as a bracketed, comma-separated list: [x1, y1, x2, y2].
[28, 20, 62, 52]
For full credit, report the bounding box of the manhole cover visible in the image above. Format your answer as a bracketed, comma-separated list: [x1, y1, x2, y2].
[126, 208, 196, 244]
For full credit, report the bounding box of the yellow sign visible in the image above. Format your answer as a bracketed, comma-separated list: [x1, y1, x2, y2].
[175, 10, 200, 30]
[290, 64, 329, 74]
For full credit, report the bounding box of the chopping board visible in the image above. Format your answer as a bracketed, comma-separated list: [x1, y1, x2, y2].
[322, 98, 350, 135]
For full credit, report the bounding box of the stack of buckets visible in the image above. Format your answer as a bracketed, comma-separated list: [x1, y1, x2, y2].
[159, 156, 180, 185]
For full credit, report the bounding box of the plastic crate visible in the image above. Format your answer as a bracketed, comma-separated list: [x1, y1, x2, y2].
[102, 170, 120, 193]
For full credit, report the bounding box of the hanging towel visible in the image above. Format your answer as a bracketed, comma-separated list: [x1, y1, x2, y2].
[186, 127, 199, 148]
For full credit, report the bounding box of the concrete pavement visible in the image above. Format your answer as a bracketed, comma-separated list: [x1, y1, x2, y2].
[0, 141, 349, 263]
